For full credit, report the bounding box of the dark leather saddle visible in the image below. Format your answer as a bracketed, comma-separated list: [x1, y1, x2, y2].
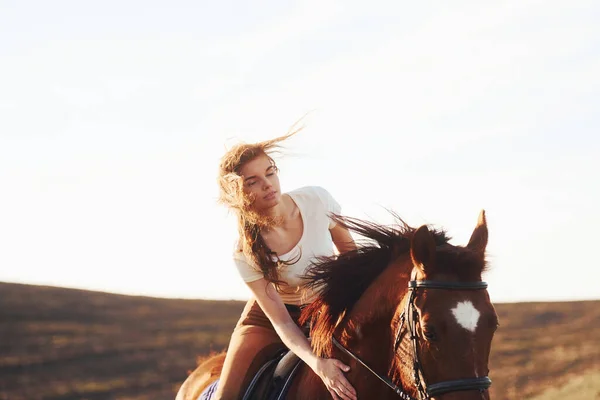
[240, 304, 310, 400]
[240, 348, 304, 400]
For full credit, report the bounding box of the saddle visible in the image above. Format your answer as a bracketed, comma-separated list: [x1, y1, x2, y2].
[241, 304, 310, 400]
[240, 348, 304, 400]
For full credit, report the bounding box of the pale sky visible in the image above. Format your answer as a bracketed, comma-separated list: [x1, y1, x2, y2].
[1, 0, 599, 303]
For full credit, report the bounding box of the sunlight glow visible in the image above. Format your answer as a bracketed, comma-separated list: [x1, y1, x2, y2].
[1, 0, 599, 303]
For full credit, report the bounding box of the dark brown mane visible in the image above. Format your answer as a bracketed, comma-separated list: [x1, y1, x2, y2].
[299, 214, 450, 356]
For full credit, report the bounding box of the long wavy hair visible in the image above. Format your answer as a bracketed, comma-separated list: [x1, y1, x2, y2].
[217, 126, 302, 285]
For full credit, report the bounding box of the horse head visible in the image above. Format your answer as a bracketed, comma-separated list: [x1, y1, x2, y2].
[392, 210, 498, 399]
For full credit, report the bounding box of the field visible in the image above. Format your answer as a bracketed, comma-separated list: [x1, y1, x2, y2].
[0, 282, 598, 399]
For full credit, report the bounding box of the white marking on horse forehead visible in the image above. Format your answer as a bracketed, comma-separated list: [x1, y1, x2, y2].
[451, 301, 481, 332]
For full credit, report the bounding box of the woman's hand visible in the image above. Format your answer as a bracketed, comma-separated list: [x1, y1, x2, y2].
[314, 357, 357, 400]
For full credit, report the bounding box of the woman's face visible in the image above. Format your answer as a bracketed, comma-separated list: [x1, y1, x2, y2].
[239, 154, 281, 211]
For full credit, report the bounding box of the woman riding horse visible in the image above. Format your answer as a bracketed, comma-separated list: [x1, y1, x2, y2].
[213, 129, 358, 400]
[177, 210, 498, 400]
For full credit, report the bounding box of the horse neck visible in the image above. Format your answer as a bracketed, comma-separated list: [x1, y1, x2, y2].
[339, 256, 414, 398]
[291, 256, 415, 399]
[351, 254, 412, 316]
[347, 309, 402, 399]
[291, 310, 404, 400]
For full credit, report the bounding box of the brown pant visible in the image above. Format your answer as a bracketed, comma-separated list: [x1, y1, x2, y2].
[214, 299, 303, 400]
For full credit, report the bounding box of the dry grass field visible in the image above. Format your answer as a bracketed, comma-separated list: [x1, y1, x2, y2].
[0, 282, 598, 399]
[488, 299, 600, 399]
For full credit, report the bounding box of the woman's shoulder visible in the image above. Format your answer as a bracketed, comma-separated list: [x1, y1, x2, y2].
[231, 239, 264, 281]
[287, 185, 333, 202]
[287, 186, 341, 218]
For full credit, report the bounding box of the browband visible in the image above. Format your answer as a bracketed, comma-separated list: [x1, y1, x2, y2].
[408, 281, 488, 290]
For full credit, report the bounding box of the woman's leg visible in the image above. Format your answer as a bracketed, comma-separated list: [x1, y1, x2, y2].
[214, 299, 286, 400]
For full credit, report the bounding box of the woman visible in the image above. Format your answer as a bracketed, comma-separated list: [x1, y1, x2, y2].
[214, 130, 358, 400]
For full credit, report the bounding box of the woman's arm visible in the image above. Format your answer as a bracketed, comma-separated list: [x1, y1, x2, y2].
[330, 224, 357, 253]
[246, 278, 357, 400]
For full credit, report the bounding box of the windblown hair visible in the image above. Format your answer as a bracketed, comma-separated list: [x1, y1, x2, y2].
[300, 214, 451, 357]
[217, 126, 302, 285]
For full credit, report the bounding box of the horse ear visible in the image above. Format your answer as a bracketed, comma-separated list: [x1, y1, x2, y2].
[411, 225, 436, 272]
[467, 209, 488, 253]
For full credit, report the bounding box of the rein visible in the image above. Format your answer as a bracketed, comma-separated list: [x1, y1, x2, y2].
[332, 336, 416, 400]
[332, 278, 492, 399]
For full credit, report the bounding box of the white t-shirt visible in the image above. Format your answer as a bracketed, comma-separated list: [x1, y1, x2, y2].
[233, 186, 342, 305]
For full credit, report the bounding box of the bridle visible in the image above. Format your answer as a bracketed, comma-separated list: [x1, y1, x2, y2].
[332, 275, 492, 399]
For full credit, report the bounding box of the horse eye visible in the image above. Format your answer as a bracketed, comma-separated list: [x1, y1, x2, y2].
[423, 327, 437, 341]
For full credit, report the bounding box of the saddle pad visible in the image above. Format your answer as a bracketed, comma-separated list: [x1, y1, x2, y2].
[198, 379, 219, 400]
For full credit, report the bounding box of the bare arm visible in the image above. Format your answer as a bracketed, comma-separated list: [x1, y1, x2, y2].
[330, 223, 357, 253]
[246, 278, 356, 400]
[247, 279, 317, 368]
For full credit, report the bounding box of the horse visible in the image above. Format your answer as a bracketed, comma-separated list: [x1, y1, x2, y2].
[176, 210, 498, 400]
